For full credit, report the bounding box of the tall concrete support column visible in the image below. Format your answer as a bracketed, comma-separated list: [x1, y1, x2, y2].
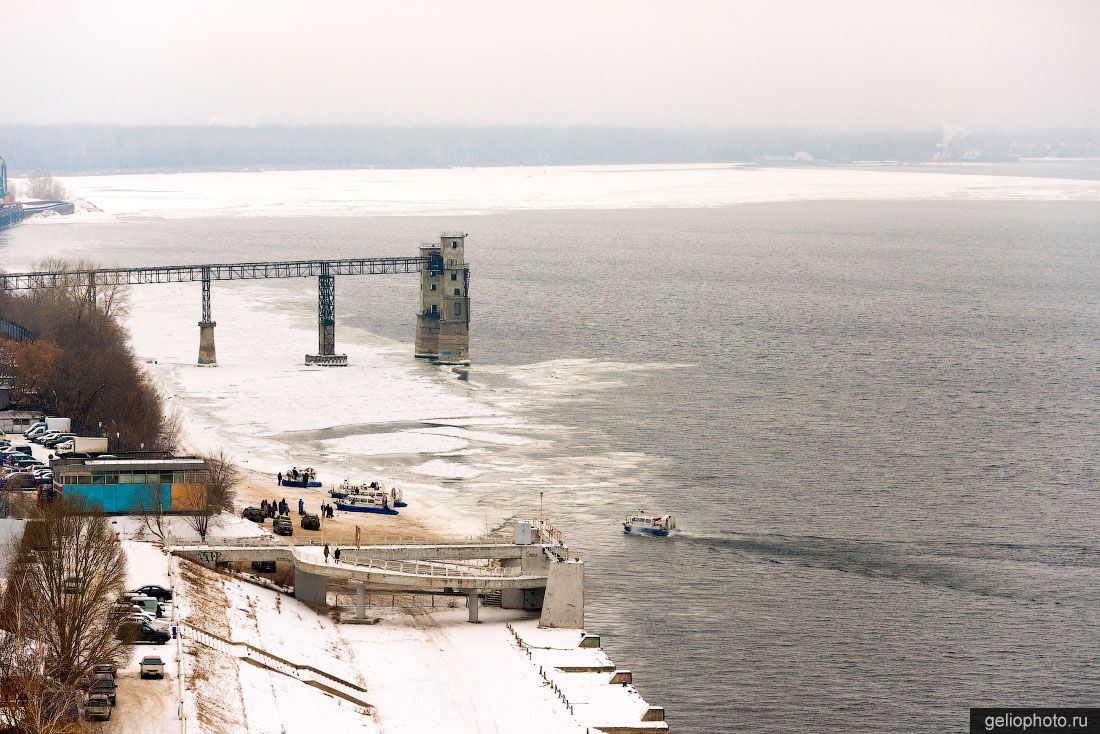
[306, 262, 347, 366]
[466, 588, 480, 623]
[414, 244, 443, 359]
[437, 233, 470, 365]
[197, 268, 217, 366]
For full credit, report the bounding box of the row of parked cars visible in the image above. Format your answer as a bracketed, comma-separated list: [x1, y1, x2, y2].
[87, 584, 174, 721]
[62, 583, 174, 722]
[0, 440, 52, 487]
[242, 507, 321, 534]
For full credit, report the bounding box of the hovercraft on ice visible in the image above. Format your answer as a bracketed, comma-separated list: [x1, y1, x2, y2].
[335, 490, 399, 515]
[623, 513, 676, 538]
[330, 480, 407, 508]
[281, 467, 321, 488]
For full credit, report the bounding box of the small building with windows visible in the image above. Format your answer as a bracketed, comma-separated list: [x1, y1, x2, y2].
[0, 409, 45, 435]
[49, 454, 209, 513]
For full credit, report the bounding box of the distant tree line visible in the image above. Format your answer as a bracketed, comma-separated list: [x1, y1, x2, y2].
[1, 124, 1096, 174]
[0, 260, 178, 450]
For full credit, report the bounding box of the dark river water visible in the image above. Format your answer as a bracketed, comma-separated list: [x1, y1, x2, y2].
[4, 198, 1099, 733]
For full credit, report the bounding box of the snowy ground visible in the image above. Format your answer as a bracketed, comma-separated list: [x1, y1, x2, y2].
[170, 555, 605, 734]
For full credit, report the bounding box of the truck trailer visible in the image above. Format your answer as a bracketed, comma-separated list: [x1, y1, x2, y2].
[57, 437, 108, 455]
[45, 417, 72, 433]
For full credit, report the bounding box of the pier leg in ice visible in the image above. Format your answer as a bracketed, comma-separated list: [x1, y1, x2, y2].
[197, 267, 217, 365]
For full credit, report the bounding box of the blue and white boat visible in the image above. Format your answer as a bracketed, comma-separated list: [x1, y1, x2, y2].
[331, 480, 408, 508]
[623, 513, 676, 538]
[335, 492, 399, 516]
[281, 467, 321, 488]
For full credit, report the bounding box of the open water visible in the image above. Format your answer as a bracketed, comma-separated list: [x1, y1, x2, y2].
[3, 176, 1099, 732]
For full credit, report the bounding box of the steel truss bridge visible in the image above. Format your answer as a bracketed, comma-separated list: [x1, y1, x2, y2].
[0, 254, 445, 366]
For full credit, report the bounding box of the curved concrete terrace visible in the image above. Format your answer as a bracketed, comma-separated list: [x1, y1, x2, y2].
[168, 523, 584, 628]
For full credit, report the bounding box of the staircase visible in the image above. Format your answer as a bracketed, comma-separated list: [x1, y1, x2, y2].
[484, 590, 503, 607]
[180, 623, 371, 708]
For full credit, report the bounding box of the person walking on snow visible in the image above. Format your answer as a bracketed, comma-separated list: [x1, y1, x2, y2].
[323, 544, 330, 563]
[277, 472, 282, 485]
[298, 498, 304, 515]
[334, 548, 341, 563]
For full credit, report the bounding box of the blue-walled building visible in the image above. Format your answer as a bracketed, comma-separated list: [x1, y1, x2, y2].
[50, 455, 209, 514]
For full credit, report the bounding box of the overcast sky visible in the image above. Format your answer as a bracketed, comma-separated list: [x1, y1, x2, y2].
[2, 0, 1098, 129]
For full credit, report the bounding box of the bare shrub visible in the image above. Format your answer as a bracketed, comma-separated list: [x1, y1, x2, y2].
[24, 172, 69, 201]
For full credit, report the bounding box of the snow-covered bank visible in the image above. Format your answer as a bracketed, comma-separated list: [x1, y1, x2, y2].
[22, 163, 1100, 224]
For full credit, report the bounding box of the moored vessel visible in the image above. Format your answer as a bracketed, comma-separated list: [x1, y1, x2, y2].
[335, 491, 399, 515]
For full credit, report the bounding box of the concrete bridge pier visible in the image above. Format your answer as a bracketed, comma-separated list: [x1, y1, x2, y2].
[197, 267, 217, 365]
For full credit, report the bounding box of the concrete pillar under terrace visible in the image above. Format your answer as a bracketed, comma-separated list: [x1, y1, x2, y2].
[355, 580, 367, 620]
[466, 588, 480, 623]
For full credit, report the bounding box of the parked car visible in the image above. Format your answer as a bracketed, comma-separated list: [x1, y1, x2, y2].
[300, 513, 320, 530]
[33, 431, 63, 445]
[139, 656, 165, 680]
[92, 662, 118, 679]
[133, 584, 173, 602]
[63, 576, 85, 594]
[251, 560, 277, 573]
[42, 433, 76, 448]
[89, 673, 116, 706]
[272, 516, 293, 536]
[23, 422, 47, 438]
[84, 693, 112, 721]
[242, 506, 264, 523]
[113, 605, 159, 627]
[130, 595, 165, 618]
[116, 621, 170, 645]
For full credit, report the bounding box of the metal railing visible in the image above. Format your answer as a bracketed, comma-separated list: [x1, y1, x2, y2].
[336, 554, 524, 580]
[167, 532, 517, 550]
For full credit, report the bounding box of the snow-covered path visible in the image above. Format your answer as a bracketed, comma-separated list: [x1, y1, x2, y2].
[340, 608, 586, 734]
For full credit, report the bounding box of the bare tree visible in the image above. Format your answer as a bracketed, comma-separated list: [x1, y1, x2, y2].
[0, 499, 127, 732]
[34, 257, 129, 320]
[135, 483, 171, 542]
[182, 449, 241, 541]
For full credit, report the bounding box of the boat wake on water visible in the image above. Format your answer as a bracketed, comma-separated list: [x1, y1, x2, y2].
[670, 530, 1100, 604]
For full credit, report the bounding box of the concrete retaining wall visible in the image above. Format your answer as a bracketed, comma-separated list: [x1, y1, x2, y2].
[539, 560, 584, 628]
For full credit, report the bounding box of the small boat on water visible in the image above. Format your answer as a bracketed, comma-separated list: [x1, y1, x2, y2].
[623, 513, 676, 538]
[335, 491, 399, 516]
